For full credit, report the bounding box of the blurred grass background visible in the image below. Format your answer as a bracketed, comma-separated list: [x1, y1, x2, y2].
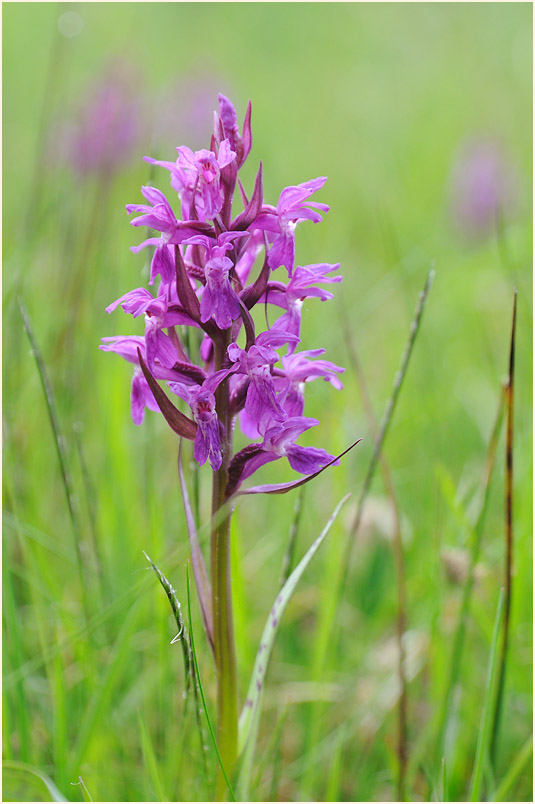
[2, 2, 532, 801]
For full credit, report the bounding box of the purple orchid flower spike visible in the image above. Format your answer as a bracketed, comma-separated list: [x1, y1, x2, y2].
[253, 178, 329, 275]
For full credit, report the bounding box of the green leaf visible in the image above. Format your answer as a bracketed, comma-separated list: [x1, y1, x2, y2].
[3, 760, 68, 802]
[469, 587, 505, 802]
[137, 711, 168, 802]
[236, 493, 351, 800]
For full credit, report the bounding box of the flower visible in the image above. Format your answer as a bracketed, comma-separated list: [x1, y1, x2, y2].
[169, 380, 224, 470]
[252, 178, 329, 274]
[264, 262, 342, 346]
[276, 349, 345, 417]
[144, 140, 236, 220]
[230, 417, 337, 487]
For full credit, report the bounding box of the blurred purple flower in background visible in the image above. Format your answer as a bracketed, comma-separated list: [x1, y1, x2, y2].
[448, 138, 517, 240]
[53, 60, 145, 177]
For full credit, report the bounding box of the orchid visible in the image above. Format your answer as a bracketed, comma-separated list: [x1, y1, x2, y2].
[101, 93, 353, 795]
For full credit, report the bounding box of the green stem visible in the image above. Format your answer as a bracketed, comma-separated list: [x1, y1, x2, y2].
[211, 332, 238, 798]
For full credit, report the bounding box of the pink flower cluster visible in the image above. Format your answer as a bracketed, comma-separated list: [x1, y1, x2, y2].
[101, 95, 344, 494]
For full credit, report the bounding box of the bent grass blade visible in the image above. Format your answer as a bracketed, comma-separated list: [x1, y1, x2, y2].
[236, 493, 351, 800]
[2, 760, 68, 802]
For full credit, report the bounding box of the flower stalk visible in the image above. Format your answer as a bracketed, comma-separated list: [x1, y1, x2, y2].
[211, 331, 238, 791]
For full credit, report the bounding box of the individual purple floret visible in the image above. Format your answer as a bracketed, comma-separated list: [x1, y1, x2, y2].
[253, 178, 330, 274]
[263, 262, 342, 346]
[229, 417, 337, 488]
[102, 93, 347, 495]
[276, 349, 345, 417]
[169, 380, 224, 470]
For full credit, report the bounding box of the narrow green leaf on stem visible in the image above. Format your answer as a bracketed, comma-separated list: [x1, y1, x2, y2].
[469, 588, 505, 802]
[71, 775, 94, 802]
[236, 494, 351, 801]
[235, 440, 361, 496]
[137, 349, 197, 440]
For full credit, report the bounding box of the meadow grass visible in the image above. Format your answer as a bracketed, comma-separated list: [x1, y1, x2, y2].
[3, 3, 532, 801]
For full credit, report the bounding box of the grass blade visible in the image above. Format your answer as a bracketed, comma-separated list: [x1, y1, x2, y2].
[71, 776, 93, 802]
[434, 383, 506, 763]
[342, 313, 408, 801]
[490, 289, 517, 761]
[137, 711, 168, 802]
[67, 597, 144, 778]
[491, 734, 533, 802]
[237, 493, 351, 800]
[469, 587, 505, 801]
[441, 757, 448, 802]
[143, 551, 208, 775]
[342, 267, 435, 578]
[279, 486, 305, 587]
[186, 565, 236, 802]
[18, 297, 90, 624]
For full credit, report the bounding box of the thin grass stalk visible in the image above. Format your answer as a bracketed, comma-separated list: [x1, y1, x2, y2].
[342, 320, 408, 801]
[18, 298, 90, 627]
[341, 267, 434, 584]
[143, 551, 208, 775]
[279, 486, 305, 586]
[469, 588, 505, 801]
[23, 3, 66, 231]
[73, 425, 105, 608]
[434, 384, 506, 764]
[490, 288, 517, 762]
